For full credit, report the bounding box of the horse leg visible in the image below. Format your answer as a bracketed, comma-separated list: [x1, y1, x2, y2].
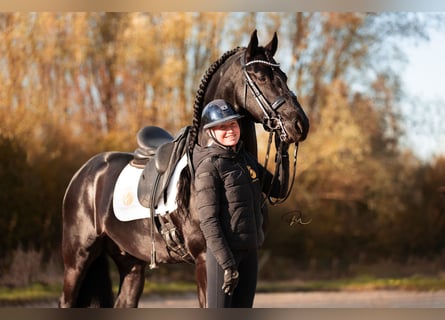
[109, 245, 147, 308]
[59, 263, 85, 308]
[195, 253, 207, 308]
[80, 252, 114, 307]
[59, 240, 105, 308]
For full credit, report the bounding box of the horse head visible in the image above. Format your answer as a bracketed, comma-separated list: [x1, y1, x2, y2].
[241, 30, 309, 144]
[200, 30, 309, 147]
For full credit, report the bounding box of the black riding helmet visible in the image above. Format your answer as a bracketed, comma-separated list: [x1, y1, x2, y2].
[201, 99, 244, 130]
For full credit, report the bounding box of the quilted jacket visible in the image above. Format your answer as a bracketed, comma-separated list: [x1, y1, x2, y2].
[192, 142, 289, 269]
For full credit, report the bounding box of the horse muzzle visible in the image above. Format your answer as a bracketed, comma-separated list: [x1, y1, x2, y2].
[295, 116, 309, 142]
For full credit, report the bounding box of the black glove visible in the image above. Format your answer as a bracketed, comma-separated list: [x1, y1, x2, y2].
[222, 268, 239, 295]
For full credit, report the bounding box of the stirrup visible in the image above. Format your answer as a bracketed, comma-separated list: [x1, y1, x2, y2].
[149, 241, 158, 269]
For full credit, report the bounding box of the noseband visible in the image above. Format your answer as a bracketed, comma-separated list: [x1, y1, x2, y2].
[241, 53, 288, 142]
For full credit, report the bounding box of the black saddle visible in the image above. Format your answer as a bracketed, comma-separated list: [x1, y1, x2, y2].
[131, 125, 194, 266]
[131, 126, 174, 168]
[137, 126, 191, 209]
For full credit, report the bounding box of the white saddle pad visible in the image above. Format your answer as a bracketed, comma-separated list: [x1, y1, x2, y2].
[112, 154, 188, 221]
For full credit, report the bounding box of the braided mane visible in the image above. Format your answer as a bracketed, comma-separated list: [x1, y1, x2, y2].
[188, 47, 243, 152]
[177, 47, 243, 218]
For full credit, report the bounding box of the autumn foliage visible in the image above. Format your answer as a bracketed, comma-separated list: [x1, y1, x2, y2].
[1, 12, 444, 279]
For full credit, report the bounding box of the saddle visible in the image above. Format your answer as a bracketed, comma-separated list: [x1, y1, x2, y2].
[130, 125, 193, 267]
[136, 125, 191, 209]
[131, 126, 174, 169]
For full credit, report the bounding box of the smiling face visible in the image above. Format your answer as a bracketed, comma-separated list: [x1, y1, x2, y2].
[209, 120, 241, 148]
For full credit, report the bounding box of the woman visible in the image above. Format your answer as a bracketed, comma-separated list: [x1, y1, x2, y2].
[193, 99, 289, 308]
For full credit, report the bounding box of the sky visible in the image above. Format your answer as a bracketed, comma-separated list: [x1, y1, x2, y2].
[399, 27, 445, 162]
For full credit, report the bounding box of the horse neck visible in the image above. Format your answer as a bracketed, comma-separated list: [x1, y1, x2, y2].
[239, 119, 258, 159]
[202, 52, 259, 159]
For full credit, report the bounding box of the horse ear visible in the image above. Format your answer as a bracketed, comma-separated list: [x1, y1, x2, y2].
[246, 29, 259, 60]
[265, 32, 278, 57]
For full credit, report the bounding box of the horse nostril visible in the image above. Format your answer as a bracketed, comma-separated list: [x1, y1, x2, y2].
[294, 118, 308, 142]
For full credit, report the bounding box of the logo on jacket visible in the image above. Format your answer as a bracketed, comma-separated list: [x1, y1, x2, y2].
[246, 165, 258, 181]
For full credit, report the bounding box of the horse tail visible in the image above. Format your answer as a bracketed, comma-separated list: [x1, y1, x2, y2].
[75, 252, 114, 307]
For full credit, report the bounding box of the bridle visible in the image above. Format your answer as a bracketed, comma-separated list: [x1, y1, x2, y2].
[240, 52, 299, 205]
[241, 53, 288, 142]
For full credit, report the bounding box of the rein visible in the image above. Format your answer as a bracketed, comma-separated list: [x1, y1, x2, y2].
[262, 132, 299, 205]
[240, 53, 298, 204]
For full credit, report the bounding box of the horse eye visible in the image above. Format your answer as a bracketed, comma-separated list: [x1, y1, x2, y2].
[257, 74, 267, 82]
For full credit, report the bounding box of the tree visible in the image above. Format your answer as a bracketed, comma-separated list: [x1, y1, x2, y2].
[1, 12, 444, 276]
[261, 12, 445, 270]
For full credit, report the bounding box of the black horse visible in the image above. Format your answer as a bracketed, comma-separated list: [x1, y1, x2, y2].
[59, 30, 309, 308]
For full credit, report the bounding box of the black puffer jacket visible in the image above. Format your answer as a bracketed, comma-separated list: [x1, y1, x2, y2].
[192, 142, 289, 270]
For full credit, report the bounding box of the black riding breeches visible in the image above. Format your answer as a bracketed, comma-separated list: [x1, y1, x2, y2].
[206, 248, 258, 308]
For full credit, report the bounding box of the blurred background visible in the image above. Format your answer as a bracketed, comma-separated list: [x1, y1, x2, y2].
[1, 12, 445, 292]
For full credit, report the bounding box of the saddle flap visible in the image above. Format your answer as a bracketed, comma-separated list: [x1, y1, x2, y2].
[137, 154, 188, 210]
[137, 160, 157, 208]
[155, 142, 174, 174]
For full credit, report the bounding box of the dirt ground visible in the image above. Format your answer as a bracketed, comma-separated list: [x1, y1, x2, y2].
[138, 290, 445, 308]
[9, 290, 445, 308]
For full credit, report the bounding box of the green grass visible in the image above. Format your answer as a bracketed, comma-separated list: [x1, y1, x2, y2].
[0, 282, 196, 301]
[0, 281, 197, 304]
[142, 281, 197, 295]
[257, 275, 445, 293]
[2, 275, 445, 303]
[0, 283, 61, 302]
